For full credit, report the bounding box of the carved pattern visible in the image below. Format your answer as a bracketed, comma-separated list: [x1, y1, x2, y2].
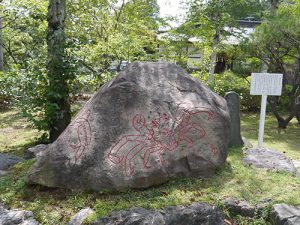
[69, 109, 92, 163]
[107, 105, 218, 177]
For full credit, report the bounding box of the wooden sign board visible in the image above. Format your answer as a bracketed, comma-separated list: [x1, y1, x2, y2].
[250, 73, 283, 96]
[250, 73, 283, 148]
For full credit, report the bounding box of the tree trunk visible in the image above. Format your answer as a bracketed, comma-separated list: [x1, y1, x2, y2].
[296, 103, 300, 123]
[270, 0, 280, 13]
[208, 31, 220, 86]
[268, 96, 295, 129]
[47, 0, 71, 142]
[0, 18, 3, 71]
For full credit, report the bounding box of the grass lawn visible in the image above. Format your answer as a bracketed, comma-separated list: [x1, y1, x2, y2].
[0, 108, 299, 225]
[241, 112, 300, 160]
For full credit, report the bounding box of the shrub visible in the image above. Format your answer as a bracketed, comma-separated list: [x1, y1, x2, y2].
[232, 57, 262, 77]
[192, 71, 260, 111]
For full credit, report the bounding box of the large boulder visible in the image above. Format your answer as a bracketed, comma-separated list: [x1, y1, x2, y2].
[28, 62, 230, 191]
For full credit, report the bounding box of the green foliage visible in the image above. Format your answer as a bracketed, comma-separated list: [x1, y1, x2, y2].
[193, 71, 260, 111]
[233, 57, 263, 77]
[67, 0, 159, 79]
[244, 0, 300, 126]
[174, 0, 264, 74]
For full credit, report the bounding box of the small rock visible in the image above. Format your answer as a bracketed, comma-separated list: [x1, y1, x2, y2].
[0, 205, 40, 225]
[68, 208, 94, 225]
[242, 137, 253, 149]
[0, 153, 22, 171]
[224, 197, 256, 217]
[269, 203, 300, 225]
[292, 160, 300, 175]
[260, 198, 272, 204]
[24, 144, 49, 159]
[243, 148, 297, 174]
[0, 170, 7, 176]
[92, 203, 226, 225]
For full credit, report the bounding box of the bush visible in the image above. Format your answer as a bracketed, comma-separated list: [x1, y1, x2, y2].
[192, 71, 260, 111]
[232, 57, 262, 77]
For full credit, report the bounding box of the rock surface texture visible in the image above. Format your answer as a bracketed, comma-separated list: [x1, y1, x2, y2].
[0, 206, 39, 225]
[28, 62, 230, 191]
[269, 204, 300, 225]
[24, 144, 49, 159]
[243, 148, 297, 174]
[224, 197, 256, 218]
[92, 203, 226, 225]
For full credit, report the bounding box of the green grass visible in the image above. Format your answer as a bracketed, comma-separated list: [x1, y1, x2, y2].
[241, 112, 300, 159]
[0, 109, 299, 224]
[0, 109, 41, 156]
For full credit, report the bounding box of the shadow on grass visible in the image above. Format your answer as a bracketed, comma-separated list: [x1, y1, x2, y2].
[2, 140, 42, 156]
[0, 109, 27, 128]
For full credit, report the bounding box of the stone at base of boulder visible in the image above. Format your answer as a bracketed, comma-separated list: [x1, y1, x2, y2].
[92, 203, 226, 225]
[68, 208, 94, 225]
[224, 197, 256, 217]
[24, 144, 48, 159]
[243, 148, 297, 174]
[0, 206, 39, 225]
[269, 204, 300, 225]
[242, 136, 253, 149]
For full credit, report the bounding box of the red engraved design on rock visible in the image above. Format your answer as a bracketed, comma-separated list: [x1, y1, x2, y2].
[69, 109, 92, 162]
[210, 144, 219, 159]
[107, 105, 217, 177]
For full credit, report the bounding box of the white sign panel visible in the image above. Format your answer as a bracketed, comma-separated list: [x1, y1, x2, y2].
[250, 73, 283, 96]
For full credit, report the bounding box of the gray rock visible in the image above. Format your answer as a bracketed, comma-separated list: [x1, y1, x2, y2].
[292, 160, 300, 174]
[68, 208, 94, 225]
[225, 91, 243, 147]
[92, 203, 226, 225]
[0, 170, 8, 176]
[24, 144, 48, 159]
[0, 206, 40, 225]
[242, 136, 253, 149]
[224, 197, 256, 217]
[243, 148, 297, 174]
[28, 62, 230, 191]
[269, 204, 300, 225]
[0, 153, 22, 171]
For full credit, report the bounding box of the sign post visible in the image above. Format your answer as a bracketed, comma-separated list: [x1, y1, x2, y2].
[250, 73, 283, 148]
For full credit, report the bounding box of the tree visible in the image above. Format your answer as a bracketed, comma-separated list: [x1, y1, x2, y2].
[0, 0, 50, 112]
[247, 0, 300, 128]
[185, 0, 261, 85]
[67, 0, 159, 83]
[46, 0, 72, 141]
[0, 17, 3, 71]
[0, 0, 160, 139]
